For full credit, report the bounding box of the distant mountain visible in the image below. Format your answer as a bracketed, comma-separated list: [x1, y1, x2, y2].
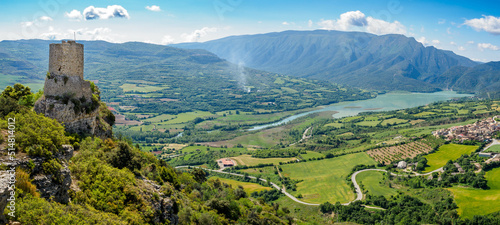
[426, 61, 500, 97]
[0, 39, 373, 113]
[174, 30, 478, 92]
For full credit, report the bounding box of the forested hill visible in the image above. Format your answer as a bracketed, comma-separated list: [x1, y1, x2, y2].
[426, 61, 500, 98]
[174, 30, 479, 92]
[0, 39, 375, 113]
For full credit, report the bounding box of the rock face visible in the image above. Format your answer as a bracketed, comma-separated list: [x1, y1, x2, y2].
[34, 40, 112, 138]
[139, 178, 179, 224]
[0, 145, 74, 222]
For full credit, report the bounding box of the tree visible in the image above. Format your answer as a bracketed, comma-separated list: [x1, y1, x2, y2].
[1, 83, 35, 107]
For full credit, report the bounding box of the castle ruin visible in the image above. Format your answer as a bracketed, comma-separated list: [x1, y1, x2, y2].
[34, 40, 113, 138]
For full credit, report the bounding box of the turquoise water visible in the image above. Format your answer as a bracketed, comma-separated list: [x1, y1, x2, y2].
[249, 91, 472, 131]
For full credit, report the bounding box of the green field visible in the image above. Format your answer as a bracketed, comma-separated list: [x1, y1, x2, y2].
[231, 155, 295, 166]
[356, 170, 397, 198]
[120, 83, 168, 92]
[300, 151, 325, 160]
[485, 144, 500, 153]
[208, 177, 272, 194]
[280, 152, 377, 204]
[448, 167, 500, 218]
[356, 120, 380, 127]
[424, 144, 478, 172]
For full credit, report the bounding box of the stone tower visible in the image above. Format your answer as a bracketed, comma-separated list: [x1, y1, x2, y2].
[35, 41, 113, 138]
[49, 40, 84, 79]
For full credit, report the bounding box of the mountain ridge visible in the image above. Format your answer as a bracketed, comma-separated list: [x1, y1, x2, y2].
[173, 30, 479, 92]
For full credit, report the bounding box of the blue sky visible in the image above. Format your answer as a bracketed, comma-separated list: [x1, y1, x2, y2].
[1, 0, 499, 62]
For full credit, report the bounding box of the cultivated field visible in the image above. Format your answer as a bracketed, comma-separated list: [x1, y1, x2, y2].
[424, 144, 478, 172]
[485, 144, 500, 153]
[280, 152, 377, 204]
[208, 177, 272, 194]
[448, 167, 500, 218]
[367, 141, 433, 165]
[231, 154, 296, 166]
[356, 170, 397, 198]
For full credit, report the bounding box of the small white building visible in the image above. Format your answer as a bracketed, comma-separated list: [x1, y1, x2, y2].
[397, 161, 407, 169]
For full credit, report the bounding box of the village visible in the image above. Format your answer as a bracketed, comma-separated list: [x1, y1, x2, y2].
[432, 116, 500, 142]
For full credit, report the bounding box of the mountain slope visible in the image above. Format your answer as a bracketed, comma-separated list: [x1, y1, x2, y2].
[0, 40, 374, 114]
[426, 61, 500, 97]
[174, 30, 478, 92]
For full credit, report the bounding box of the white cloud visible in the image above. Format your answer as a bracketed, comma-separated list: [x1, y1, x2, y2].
[161, 35, 174, 45]
[146, 5, 161, 12]
[467, 41, 475, 45]
[20, 16, 53, 28]
[464, 15, 500, 35]
[39, 16, 53, 21]
[450, 41, 456, 45]
[83, 5, 130, 20]
[446, 27, 452, 35]
[477, 43, 499, 51]
[20, 21, 34, 28]
[431, 40, 440, 45]
[308, 20, 313, 27]
[438, 19, 446, 24]
[282, 21, 290, 25]
[318, 10, 406, 35]
[416, 37, 428, 45]
[181, 27, 217, 42]
[65, 10, 83, 21]
[458, 46, 465, 51]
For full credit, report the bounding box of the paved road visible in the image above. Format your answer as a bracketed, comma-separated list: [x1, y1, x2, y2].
[176, 165, 442, 208]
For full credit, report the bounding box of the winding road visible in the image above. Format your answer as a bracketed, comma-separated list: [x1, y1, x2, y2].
[176, 165, 443, 207]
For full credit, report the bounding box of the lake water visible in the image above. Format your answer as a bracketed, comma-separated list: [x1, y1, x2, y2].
[248, 91, 472, 131]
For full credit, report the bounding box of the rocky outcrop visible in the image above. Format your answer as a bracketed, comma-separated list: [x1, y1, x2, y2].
[138, 178, 178, 224]
[0, 145, 74, 221]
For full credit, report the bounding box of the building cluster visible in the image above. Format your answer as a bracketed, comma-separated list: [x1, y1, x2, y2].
[432, 117, 499, 142]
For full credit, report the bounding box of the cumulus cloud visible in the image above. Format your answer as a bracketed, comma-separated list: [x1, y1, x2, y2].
[438, 19, 446, 24]
[181, 27, 217, 42]
[308, 20, 313, 27]
[65, 10, 83, 21]
[83, 5, 130, 20]
[467, 41, 475, 45]
[20, 21, 34, 28]
[318, 10, 406, 35]
[458, 46, 466, 51]
[477, 43, 499, 51]
[282, 21, 290, 25]
[161, 35, 174, 45]
[431, 40, 440, 45]
[464, 15, 500, 35]
[416, 37, 428, 45]
[450, 41, 456, 45]
[146, 5, 161, 12]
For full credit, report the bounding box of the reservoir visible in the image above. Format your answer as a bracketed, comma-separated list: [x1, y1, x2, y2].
[249, 91, 472, 131]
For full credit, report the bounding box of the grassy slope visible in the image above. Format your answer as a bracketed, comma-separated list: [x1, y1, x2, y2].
[356, 170, 398, 198]
[424, 144, 478, 172]
[208, 176, 272, 194]
[280, 152, 377, 204]
[448, 167, 500, 218]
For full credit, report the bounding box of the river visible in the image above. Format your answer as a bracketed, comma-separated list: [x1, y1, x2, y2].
[248, 91, 472, 131]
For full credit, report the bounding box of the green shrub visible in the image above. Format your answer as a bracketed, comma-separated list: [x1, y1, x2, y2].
[42, 159, 63, 184]
[10, 110, 68, 157]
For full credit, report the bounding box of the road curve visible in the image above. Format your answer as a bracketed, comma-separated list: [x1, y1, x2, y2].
[176, 165, 442, 207]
